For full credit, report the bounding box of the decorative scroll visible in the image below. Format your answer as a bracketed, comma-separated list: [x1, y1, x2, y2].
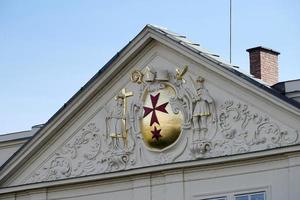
[24, 123, 101, 183]
[209, 100, 299, 156]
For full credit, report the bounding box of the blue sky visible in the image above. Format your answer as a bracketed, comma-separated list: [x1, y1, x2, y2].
[0, 0, 299, 134]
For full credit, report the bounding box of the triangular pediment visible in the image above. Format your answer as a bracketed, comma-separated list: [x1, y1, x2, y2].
[1, 25, 299, 188]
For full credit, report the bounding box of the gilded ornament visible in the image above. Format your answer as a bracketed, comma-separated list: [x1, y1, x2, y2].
[176, 65, 188, 81]
[141, 85, 183, 151]
[131, 70, 143, 84]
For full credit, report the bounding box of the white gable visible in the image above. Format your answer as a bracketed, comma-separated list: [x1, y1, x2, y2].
[0, 26, 299, 188]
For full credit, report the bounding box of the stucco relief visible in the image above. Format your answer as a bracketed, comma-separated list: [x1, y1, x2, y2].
[209, 100, 299, 156]
[22, 66, 299, 184]
[24, 123, 102, 183]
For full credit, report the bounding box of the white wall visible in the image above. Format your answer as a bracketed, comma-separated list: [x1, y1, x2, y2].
[1, 152, 299, 200]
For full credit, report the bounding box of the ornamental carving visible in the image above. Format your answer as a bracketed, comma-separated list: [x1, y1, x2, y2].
[23, 65, 299, 184]
[24, 123, 101, 183]
[209, 100, 299, 156]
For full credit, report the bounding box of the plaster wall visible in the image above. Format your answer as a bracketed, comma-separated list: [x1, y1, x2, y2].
[1, 153, 299, 200]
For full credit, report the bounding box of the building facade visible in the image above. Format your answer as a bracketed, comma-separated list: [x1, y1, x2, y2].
[0, 25, 299, 200]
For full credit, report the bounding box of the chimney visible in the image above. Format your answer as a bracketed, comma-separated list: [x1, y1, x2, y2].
[246, 46, 280, 85]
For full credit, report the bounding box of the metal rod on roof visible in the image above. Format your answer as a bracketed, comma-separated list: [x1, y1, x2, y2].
[229, 0, 232, 63]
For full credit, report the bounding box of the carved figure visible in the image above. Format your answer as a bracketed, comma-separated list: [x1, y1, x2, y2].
[106, 89, 133, 151]
[107, 94, 127, 150]
[192, 76, 215, 135]
[111, 95, 124, 133]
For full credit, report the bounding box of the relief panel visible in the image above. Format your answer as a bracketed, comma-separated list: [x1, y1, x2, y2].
[22, 55, 300, 184]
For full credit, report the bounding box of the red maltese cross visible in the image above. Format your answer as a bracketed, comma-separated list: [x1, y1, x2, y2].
[143, 93, 168, 126]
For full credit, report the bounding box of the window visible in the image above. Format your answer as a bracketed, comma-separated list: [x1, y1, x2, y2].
[201, 191, 266, 200]
[235, 192, 265, 200]
[203, 197, 227, 200]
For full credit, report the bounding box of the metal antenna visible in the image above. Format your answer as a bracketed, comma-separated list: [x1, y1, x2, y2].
[230, 0, 232, 63]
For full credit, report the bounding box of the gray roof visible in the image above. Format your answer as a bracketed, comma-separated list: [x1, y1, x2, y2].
[148, 24, 234, 68]
[0, 124, 43, 143]
[147, 25, 272, 87]
[0, 131, 32, 143]
[147, 25, 300, 108]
